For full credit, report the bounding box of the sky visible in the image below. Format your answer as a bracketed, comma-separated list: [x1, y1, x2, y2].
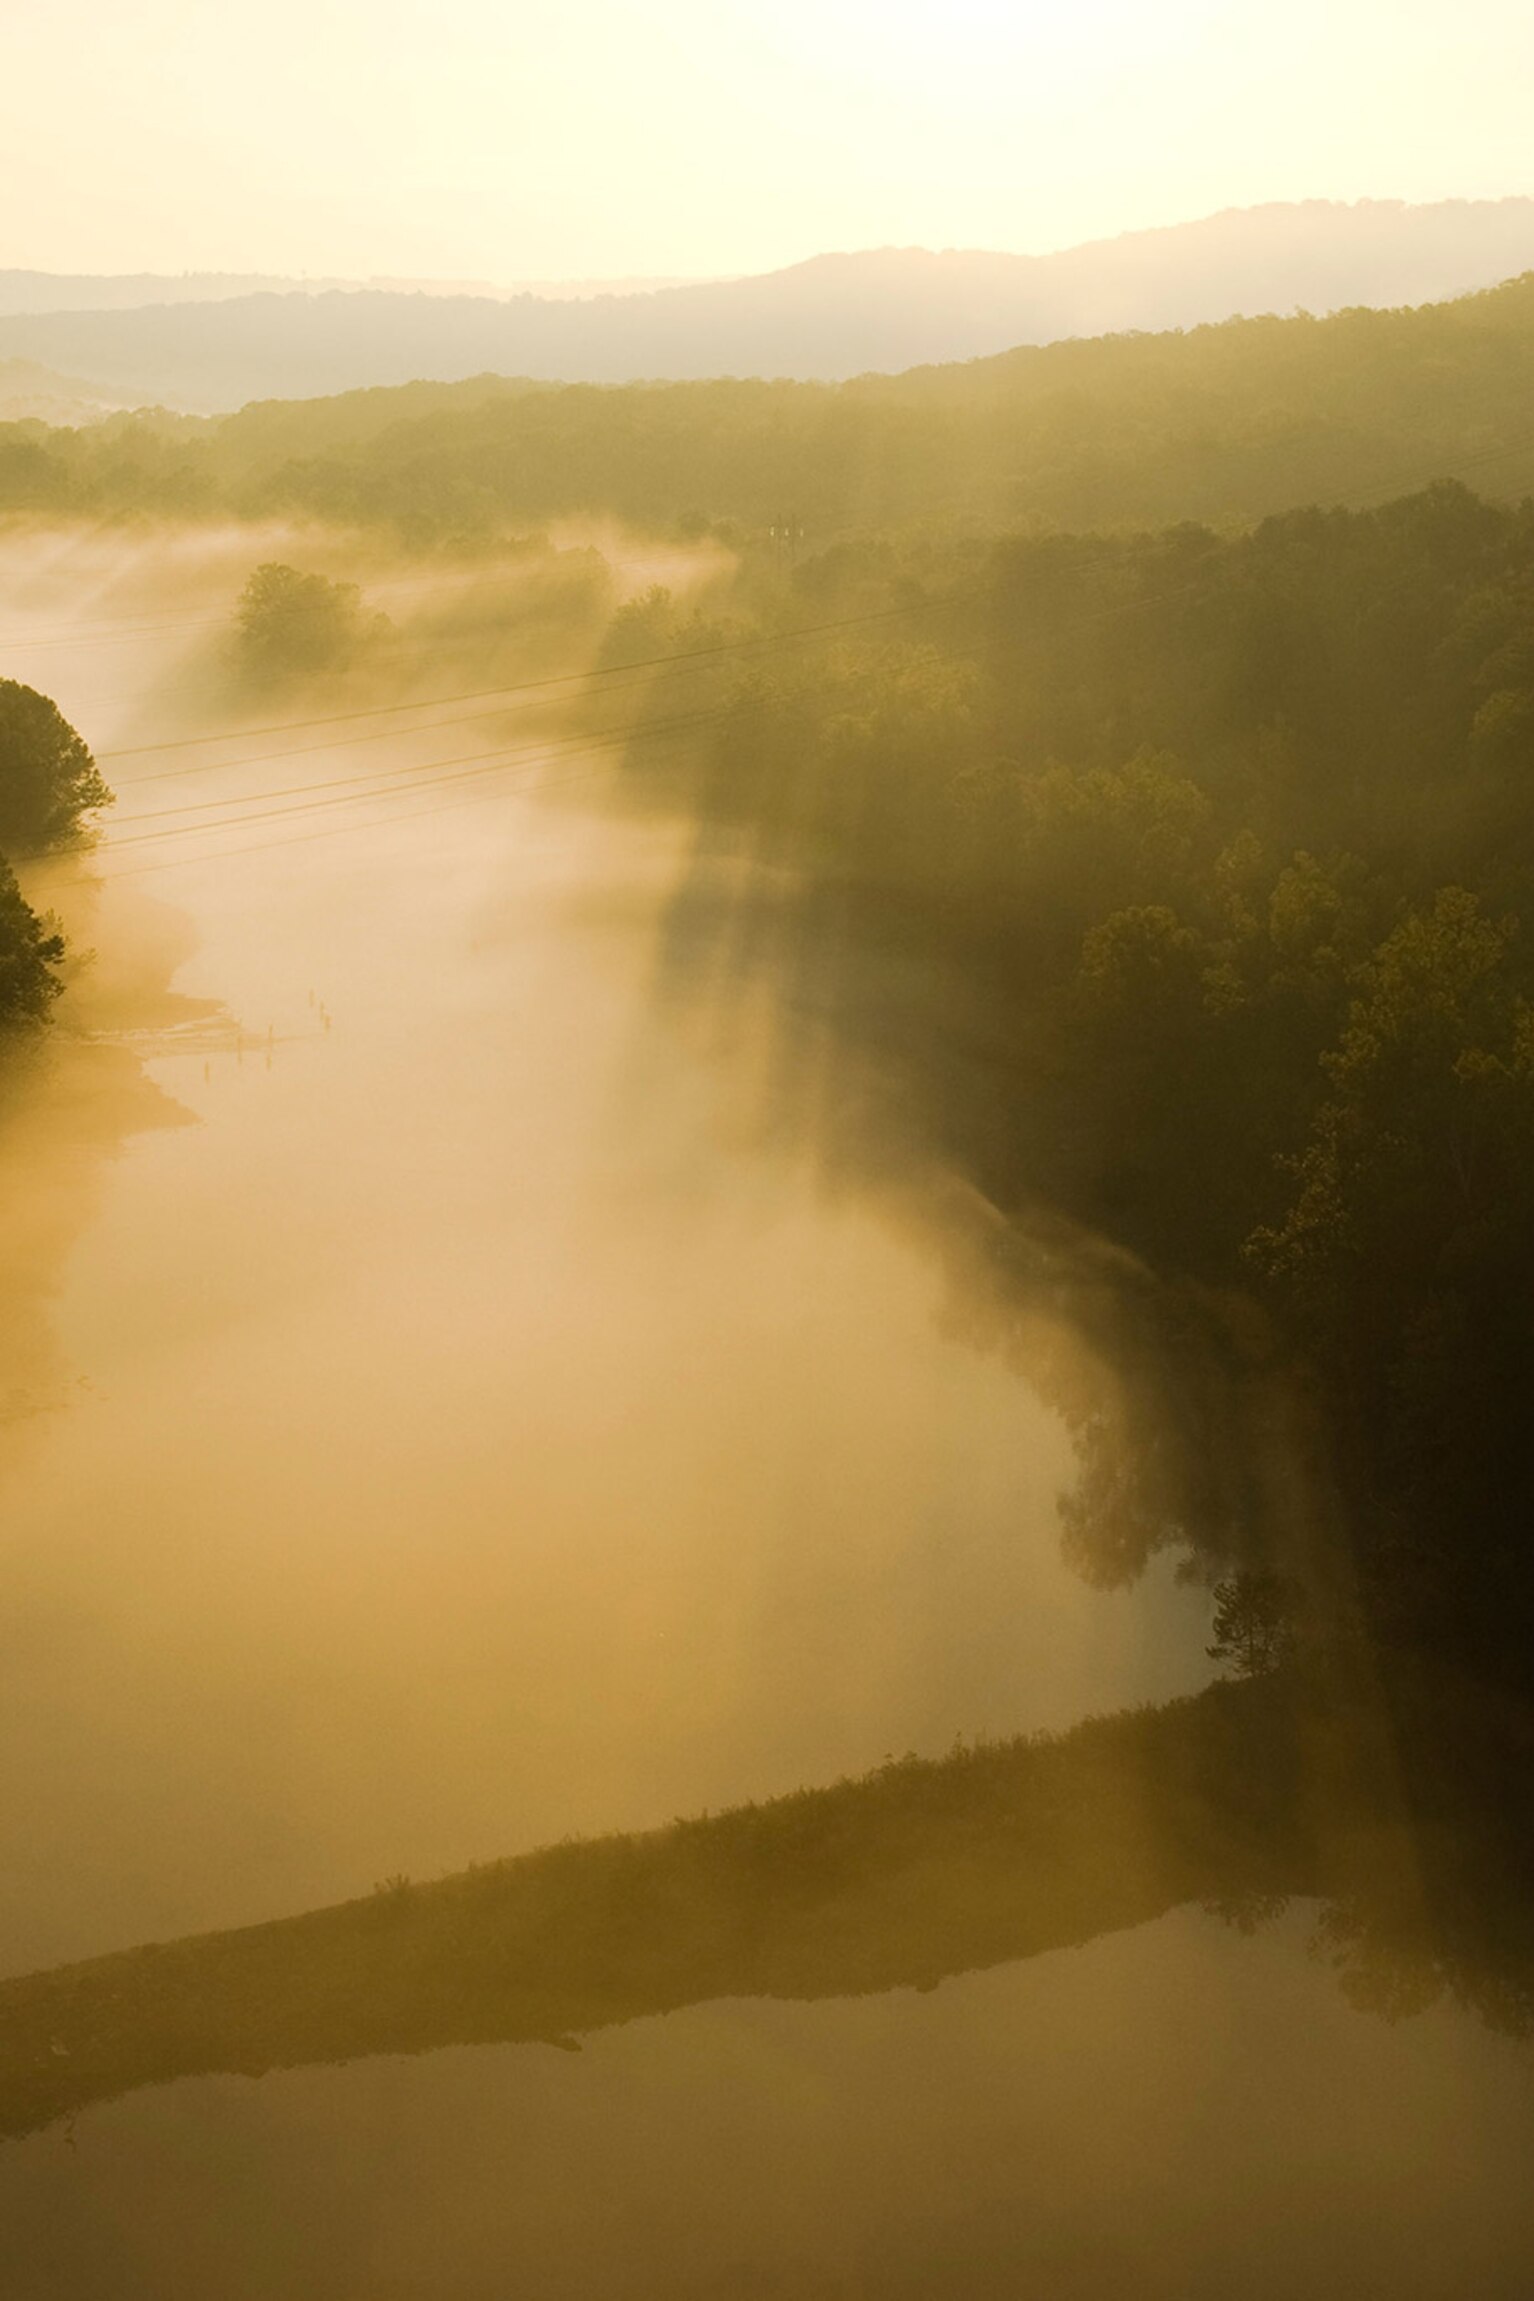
[5, 0, 1534, 281]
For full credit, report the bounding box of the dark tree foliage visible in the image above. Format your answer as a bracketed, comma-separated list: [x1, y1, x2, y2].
[234, 561, 370, 680]
[0, 682, 108, 1030]
[0, 677, 111, 854]
[640, 482, 1534, 1662]
[14, 271, 1534, 539]
[0, 857, 64, 1026]
[1207, 1574, 1296, 1676]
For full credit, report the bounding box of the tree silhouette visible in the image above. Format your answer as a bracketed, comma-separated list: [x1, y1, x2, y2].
[0, 678, 110, 854]
[1206, 1574, 1294, 1677]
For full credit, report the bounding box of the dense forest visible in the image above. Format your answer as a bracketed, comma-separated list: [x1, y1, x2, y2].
[604, 481, 1534, 1685]
[7, 270, 1534, 539]
[6, 274, 1534, 1658]
[6, 280, 1534, 2085]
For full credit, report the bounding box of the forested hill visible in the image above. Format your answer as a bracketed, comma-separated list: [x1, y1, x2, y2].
[0, 358, 133, 425]
[5, 198, 1534, 411]
[8, 268, 1534, 540]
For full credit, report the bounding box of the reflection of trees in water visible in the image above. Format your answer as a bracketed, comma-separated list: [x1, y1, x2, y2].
[3, 698, 1527, 2144]
[652, 790, 1527, 1676]
[641, 819, 1534, 2072]
[0, 1034, 187, 1477]
[0, 841, 1527, 2139]
[2, 1656, 1528, 2143]
[654, 836, 1344, 1621]
[0, 869, 212, 1486]
[636, 503, 1534, 1692]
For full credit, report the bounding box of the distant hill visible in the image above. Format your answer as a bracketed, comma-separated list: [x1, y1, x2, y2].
[0, 358, 133, 424]
[5, 199, 1534, 413]
[14, 265, 1534, 542]
[0, 271, 361, 315]
[0, 270, 696, 317]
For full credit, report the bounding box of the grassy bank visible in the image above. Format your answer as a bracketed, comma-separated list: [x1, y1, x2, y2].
[9, 1657, 1531, 2144]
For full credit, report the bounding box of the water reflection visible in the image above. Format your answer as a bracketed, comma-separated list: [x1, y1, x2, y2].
[0, 530, 1215, 1983]
[653, 826, 1352, 1625]
[3, 534, 1532, 2296]
[4, 1635, 1531, 2142]
[7, 1922, 1531, 2301]
[0, 869, 200, 1481]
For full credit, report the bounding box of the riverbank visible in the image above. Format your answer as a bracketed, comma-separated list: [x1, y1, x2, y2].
[9, 1649, 1530, 2144]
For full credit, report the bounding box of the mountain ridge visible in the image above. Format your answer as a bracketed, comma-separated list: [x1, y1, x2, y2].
[0, 270, 701, 317]
[6, 197, 1534, 419]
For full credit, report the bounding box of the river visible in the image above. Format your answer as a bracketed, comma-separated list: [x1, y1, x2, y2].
[0, 526, 1531, 2297]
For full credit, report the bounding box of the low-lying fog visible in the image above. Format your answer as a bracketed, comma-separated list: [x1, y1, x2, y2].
[4, 522, 1532, 2301]
[0, 522, 1208, 1974]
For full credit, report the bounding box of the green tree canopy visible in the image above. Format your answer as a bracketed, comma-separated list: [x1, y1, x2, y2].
[0, 858, 64, 1026]
[0, 679, 111, 855]
[235, 562, 369, 680]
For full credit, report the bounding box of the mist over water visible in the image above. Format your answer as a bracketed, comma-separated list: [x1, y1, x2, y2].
[3, 526, 1532, 2297]
[0, 527, 1211, 1978]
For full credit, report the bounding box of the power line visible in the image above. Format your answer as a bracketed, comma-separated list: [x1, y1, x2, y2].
[92, 589, 983, 764]
[104, 705, 726, 853]
[71, 719, 691, 885]
[1342, 421, 1534, 512]
[87, 556, 1238, 877]
[111, 653, 739, 789]
[91, 419, 1534, 770]
[107, 554, 1229, 842]
[47, 483, 1503, 892]
[114, 710, 661, 827]
[83, 539, 1167, 781]
[25, 417, 1534, 886]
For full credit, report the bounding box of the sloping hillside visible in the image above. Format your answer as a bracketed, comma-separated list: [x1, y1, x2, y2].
[5, 198, 1534, 411]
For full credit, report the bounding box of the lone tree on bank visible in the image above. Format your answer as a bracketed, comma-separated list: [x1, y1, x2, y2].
[0, 678, 112, 854]
[0, 862, 64, 1026]
[0, 680, 110, 1027]
[235, 562, 369, 680]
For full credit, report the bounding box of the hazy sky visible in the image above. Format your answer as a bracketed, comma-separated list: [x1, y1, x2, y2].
[6, 0, 1534, 280]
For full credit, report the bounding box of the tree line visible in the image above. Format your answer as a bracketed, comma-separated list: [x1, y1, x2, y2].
[627, 481, 1534, 1669]
[9, 270, 1534, 539]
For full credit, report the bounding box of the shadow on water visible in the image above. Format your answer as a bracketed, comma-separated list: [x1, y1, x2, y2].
[0, 866, 213, 1486]
[652, 826, 1351, 1624]
[2, 632, 1531, 2183]
[2, 1650, 1531, 2143]
[0, 830, 1528, 2130]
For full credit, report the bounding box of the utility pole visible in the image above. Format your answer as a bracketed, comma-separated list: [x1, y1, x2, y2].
[768, 509, 804, 578]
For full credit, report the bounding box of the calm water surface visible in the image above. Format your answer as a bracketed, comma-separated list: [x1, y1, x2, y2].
[0, 532, 1530, 2297]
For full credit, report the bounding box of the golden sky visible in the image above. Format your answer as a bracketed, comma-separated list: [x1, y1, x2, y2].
[5, 0, 1532, 280]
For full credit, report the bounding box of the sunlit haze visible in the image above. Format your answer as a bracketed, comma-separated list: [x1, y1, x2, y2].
[4, 0, 1533, 278]
[7, 5, 1534, 2293]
